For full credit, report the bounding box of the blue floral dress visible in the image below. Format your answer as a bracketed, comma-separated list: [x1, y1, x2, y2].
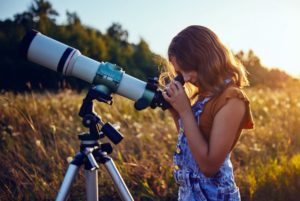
[173, 81, 240, 201]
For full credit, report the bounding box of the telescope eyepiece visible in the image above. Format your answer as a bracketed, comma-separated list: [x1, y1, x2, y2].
[174, 74, 185, 86]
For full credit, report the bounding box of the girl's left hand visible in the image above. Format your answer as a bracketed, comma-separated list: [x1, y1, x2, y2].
[162, 81, 192, 116]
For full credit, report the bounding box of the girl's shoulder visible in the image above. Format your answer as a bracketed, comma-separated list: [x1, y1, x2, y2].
[202, 84, 254, 130]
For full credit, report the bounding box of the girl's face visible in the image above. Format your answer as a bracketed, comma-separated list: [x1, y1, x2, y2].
[170, 56, 198, 87]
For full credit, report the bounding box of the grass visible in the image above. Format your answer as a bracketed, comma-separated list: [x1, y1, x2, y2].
[0, 85, 300, 200]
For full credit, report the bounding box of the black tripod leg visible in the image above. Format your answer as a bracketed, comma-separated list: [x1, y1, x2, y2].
[98, 155, 134, 201]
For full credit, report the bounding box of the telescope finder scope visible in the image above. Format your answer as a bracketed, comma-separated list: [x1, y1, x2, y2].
[20, 29, 184, 110]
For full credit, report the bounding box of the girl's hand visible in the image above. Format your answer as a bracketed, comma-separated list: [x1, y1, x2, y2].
[162, 81, 192, 116]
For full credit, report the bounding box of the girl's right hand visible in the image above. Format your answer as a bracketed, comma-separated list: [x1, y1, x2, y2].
[164, 84, 180, 118]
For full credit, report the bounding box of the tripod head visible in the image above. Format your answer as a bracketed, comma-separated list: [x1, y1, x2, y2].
[78, 86, 123, 145]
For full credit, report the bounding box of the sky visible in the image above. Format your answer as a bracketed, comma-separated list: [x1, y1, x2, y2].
[1, 0, 299, 78]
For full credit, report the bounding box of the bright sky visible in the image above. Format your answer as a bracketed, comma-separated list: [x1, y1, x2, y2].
[1, 0, 299, 78]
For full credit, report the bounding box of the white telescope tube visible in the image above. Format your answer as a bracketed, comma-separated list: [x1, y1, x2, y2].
[116, 74, 147, 101]
[20, 30, 148, 102]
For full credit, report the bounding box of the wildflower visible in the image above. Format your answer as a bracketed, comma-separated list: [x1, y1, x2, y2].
[257, 99, 264, 105]
[150, 133, 155, 137]
[136, 133, 144, 138]
[133, 122, 142, 129]
[251, 96, 257, 102]
[297, 103, 300, 108]
[50, 124, 56, 134]
[105, 113, 112, 119]
[2, 131, 7, 140]
[285, 104, 290, 109]
[253, 143, 258, 151]
[167, 116, 173, 121]
[12, 132, 20, 136]
[76, 127, 81, 132]
[67, 157, 73, 163]
[259, 115, 263, 120]
[36, 140, 41, 146]
[167, 134, 172, 139]
[263, 107, 268, 113]
[272, 143, 276, 148]
[43, 181, 47, 186]
[123, 114, 132, 120]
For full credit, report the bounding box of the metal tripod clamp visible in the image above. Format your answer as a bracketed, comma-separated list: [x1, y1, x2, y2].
[83, 147, 100, 171]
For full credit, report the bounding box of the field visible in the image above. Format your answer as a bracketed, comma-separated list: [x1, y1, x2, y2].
[1, 86, 300, 200]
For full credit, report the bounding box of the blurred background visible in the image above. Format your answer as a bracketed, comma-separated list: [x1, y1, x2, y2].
[0, 0, 299, 91]
[1, 0, 300, 200]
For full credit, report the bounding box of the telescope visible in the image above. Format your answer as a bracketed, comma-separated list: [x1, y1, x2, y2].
[19, 29, 184, 110]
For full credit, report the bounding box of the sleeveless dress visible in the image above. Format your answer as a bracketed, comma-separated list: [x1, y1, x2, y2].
[173, 80, 253, 201]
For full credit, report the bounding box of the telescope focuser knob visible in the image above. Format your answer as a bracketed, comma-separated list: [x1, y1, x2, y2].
[82, 114, 97, 127]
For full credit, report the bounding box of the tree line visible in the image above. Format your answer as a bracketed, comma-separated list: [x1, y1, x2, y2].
[0, 0, 296, 92]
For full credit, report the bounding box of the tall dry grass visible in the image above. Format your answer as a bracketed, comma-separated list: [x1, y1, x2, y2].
[0, 85, 300, 200]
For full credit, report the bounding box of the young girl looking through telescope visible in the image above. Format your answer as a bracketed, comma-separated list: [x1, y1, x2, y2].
[160, 25, 254, 200]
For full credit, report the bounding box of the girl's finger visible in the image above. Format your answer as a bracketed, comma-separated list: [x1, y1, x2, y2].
[173, 81, 184, 92]
[162, 91, 172, 103]
[170, 82, 179, 94]
[165, 86, 175, 96]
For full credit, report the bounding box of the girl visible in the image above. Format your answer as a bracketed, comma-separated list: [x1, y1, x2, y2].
[160, 25, 254, 201]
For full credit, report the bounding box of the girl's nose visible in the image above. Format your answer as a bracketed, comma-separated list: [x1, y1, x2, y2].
[183, 75, 190, 83]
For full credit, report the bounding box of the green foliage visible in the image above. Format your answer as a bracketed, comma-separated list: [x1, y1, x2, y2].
[235, 50, 296, 88]
[2, 0, 297, 93]
[0, 0, 160, 92]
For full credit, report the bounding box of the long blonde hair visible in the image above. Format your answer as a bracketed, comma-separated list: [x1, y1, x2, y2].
[159, 25, 249, 102]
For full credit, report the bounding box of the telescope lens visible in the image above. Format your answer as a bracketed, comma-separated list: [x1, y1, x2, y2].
[19, 29, 40, 60]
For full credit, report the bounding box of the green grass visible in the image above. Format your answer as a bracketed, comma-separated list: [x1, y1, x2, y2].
[1, 86, 300, 200]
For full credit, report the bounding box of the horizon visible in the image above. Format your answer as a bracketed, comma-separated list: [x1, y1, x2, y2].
[1, 0, 299, 78]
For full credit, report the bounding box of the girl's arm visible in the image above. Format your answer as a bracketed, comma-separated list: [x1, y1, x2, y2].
[169, 107, 180, 132]
[163, 81, 245, 177]
[164, 85, 180, 132]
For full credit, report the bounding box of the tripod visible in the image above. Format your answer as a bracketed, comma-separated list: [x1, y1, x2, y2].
[56, 87, 134, 201]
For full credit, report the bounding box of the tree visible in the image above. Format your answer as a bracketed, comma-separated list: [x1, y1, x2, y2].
[66, 11, 81, 25]
[107, 23, 128, 42]
[29, 0, 59, 32]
